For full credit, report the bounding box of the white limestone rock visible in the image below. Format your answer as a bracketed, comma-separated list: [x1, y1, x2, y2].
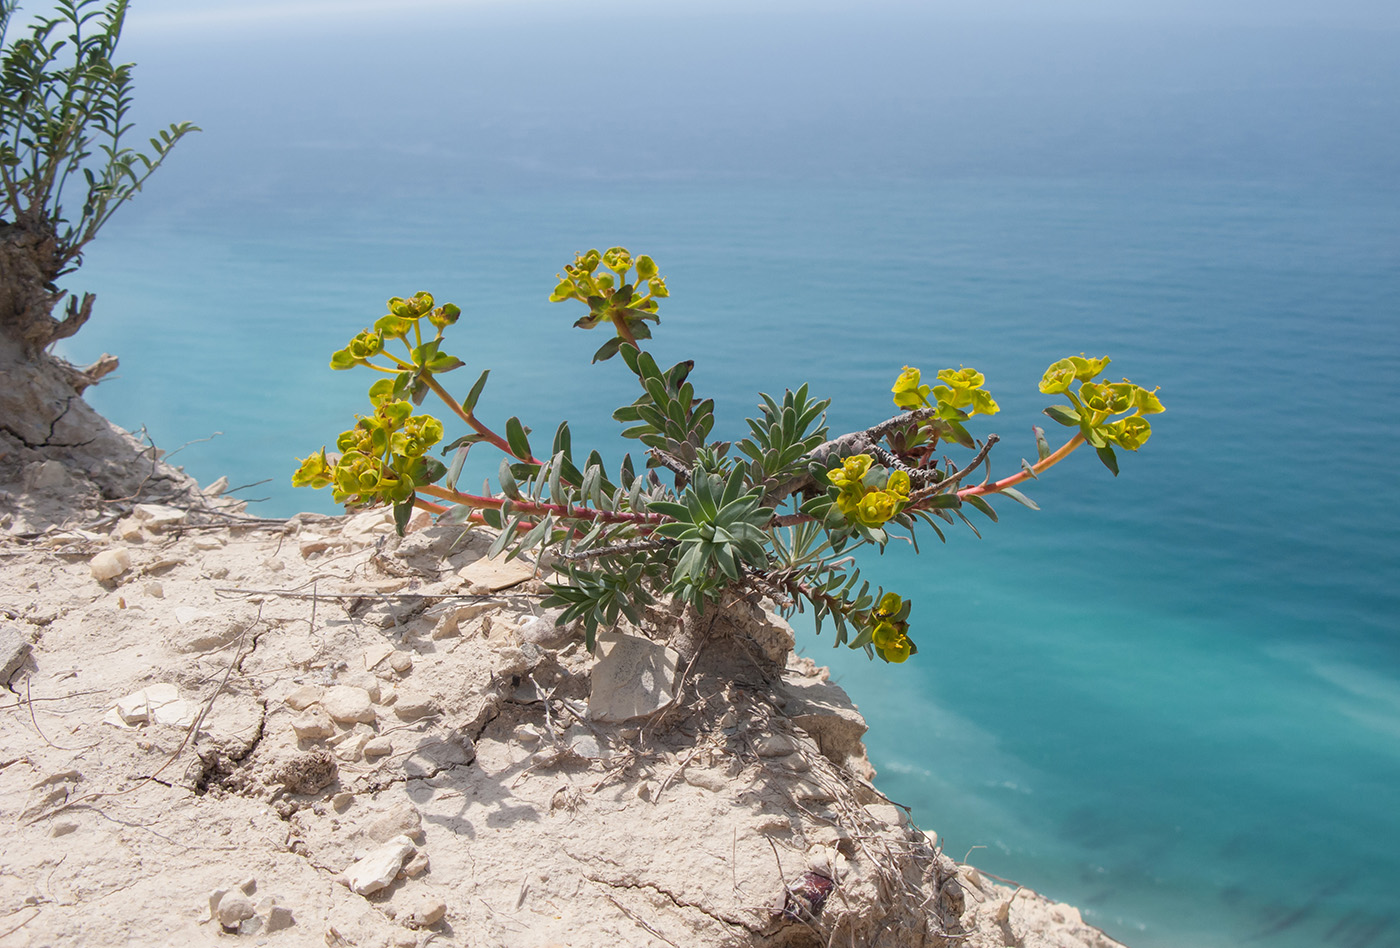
[322, 685, 375, 724]
[89, 548, 131, 581]
[339, 835, 416, 895]
[587, 631, 679, 723]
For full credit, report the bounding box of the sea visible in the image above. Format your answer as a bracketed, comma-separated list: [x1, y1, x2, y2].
[47, 3, 1400, 946]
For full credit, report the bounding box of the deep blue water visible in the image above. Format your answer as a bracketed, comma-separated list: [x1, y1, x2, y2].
[44, 4, 1400, 946]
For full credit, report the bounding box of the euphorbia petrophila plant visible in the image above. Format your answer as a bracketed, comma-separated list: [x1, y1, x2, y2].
[294, 249, 1163, 663]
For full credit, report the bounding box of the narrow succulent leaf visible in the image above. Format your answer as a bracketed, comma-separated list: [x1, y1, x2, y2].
[1096, 444, 1120, 476]
[998, 486, 1040, 510]
[1043, 405, 1080, 427]
[1034, 425, 1051, 461]
[506, 416, 532, 460]
[498, 458, 520, 500]
[462, 369, 490, 414]
[393, 498, 414, 536]
[965, 494, 998, 522]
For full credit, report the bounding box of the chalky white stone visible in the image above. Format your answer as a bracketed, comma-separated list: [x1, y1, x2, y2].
[322, 685, 375, 723]
[339, 835, 416, 895]
[586, 631, 679, 723]
[89, 548, 130, 581]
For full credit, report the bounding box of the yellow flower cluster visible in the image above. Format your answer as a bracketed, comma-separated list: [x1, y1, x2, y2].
[1039, 356, 1164, 452]
[892, 365, 999, 417]
[828, 454, 911, 528]
[869, 592, 915, 663]
[293, 397, 444, 507]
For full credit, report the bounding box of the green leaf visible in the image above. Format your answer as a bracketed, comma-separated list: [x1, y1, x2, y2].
[425, 354, 464, 373]
[462, 369, 490, 414]
[1019, 458, 1039, 480]
[393, 498, 414, 536]
[1043, 405, 1080, 427]
[1034, 425, 1050, 461]
[506, 416, 532, 460]
[1096, 444, 1120, 476]
[998, 487, 1040, 510]
[965, 494, 998, 522]
[592, 336, 624, 363]
[498, 458, 521, 500]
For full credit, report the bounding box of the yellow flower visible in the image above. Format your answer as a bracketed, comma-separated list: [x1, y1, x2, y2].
[892, 366, 932, 410]
[291, 448, 333, 489]
[857, 490, 898, 526]
[878, 633, 913, 663]
[828, 454, 873, 490]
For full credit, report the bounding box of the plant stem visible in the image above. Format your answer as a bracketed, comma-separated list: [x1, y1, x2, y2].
[414, 497, 449, 515]
[610, 312, 639, 349]
[420, 373, 539, 464]
[958, 433, 1085, 498]
[416, 483, 670, 526]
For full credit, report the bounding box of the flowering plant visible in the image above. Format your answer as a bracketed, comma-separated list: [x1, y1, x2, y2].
[296, 248, 1163, 662]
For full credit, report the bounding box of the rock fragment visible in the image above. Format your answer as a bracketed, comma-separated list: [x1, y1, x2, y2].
[89, 548, 131, 581]
[363, 736, 393, 758]
[456, 554, 534, 593]
[401, 851, 430, 878]
[754, 734, 796, 758]
[322, 685, 375, 724]
[216, 890, 256, 930]
[392, 690, 437, 721]
[0, 625, 31, 685]
[284, 684, 323, 711]
[367, 803, 423, 843]
[587, 631, 679, 723]
[340, 836, 416, 895]
[683, 768, 728, 793]
[132, 503, 186, 531]
[265, 904, 294, 932]
[290, 708, 335, 741]
[515, 613, 573, 648]
[401, 893, 447, 928]
[103, 683, 195, 729]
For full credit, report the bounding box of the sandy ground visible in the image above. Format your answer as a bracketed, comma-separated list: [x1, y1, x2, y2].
[0, 392, 1128, 948]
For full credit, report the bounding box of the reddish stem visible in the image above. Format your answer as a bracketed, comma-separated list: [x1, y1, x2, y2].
[957, 433, 1085, 499]
[610, 312, 639, 349]
[417, 483, 668, 527]
[422, 374, 541, 465]
[414, 497, 449, 515]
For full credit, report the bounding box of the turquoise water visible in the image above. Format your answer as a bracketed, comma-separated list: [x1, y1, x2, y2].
[62, 178, 1400, 947]
[42, 3, 1400, 945]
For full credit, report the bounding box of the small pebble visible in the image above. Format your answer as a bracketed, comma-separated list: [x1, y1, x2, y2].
[265, 904, 294, 932]
[388, 652, 413, 674]
[754, 734, 796, 757]
[89, 548, 131, 582]
[401, 850, 430, 878]
[393, 691, 437, 721]
[143, 582, 164, 599]
[402, 894, 447, 928]
[216, 891, 256, 930]
[284, 684, 323, 711]
[321, 685, 375, 724]
[290, 708, 334, 741]
[363, 736, 393, 757]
